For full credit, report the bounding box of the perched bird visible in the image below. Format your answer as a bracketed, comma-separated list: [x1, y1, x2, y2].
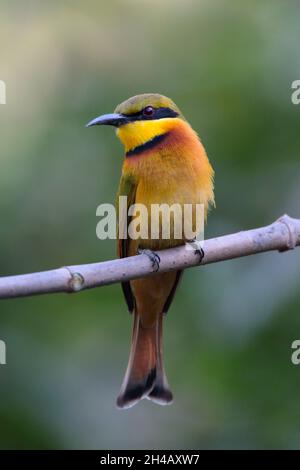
[87, 94, 214, 409]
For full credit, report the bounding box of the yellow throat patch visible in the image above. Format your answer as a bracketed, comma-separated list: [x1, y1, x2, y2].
[116, 118, 181, 153]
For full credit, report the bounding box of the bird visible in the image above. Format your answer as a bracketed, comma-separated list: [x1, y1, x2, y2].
[87, 93, 214, 409]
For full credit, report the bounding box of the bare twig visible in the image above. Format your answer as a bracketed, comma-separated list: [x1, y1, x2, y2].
[0, 214, 299, 300]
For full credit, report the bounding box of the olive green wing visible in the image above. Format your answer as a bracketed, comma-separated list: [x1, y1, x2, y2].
[116, 173, 137, 313]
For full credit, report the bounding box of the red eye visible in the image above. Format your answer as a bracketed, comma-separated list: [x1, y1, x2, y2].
[143, 106, 154, 117]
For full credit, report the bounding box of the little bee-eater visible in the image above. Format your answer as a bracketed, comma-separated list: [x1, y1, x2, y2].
[87, 94, 214, 408]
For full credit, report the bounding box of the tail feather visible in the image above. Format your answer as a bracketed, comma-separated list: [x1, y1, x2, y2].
[116, 311, 173, 409]
[147, 312, 173, 405]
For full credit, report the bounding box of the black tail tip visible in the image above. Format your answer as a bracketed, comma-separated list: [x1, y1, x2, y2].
[116, 368, 156, 410]
[147, 385, 173, 406]
[116, 384, 146, 409]
[116, 386, 174, 409]
[116, 384, 174, 410]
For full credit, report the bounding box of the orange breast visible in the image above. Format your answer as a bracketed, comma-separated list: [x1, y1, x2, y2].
[123, 119, 214, 250]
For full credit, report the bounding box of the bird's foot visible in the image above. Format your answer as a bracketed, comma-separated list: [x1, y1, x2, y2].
[186, 240, 205, 264]
[195, 247, 205, 263]
[138, 249, 161, 272]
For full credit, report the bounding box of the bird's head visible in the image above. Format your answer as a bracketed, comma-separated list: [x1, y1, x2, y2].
[86, 93, 185, 154]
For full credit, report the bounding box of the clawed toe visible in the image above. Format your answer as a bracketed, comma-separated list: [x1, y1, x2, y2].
[195, 247, 204, 263]
[138, 249, 161, 272]
[186, 240, 205, 263]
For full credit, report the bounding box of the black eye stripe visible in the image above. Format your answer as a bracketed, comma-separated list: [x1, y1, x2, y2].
[122, 106, 179, 121]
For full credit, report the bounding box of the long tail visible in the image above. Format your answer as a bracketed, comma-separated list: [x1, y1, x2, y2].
[116, 311, 173, 409]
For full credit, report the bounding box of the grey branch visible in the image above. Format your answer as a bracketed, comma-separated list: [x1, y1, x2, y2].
[0, 214, 299, 300]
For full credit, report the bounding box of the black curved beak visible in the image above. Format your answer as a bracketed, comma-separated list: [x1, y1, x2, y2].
[86, 113, 128, 128]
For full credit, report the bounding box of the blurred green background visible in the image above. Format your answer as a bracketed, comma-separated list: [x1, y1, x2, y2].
[1, 0, 300, 450]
